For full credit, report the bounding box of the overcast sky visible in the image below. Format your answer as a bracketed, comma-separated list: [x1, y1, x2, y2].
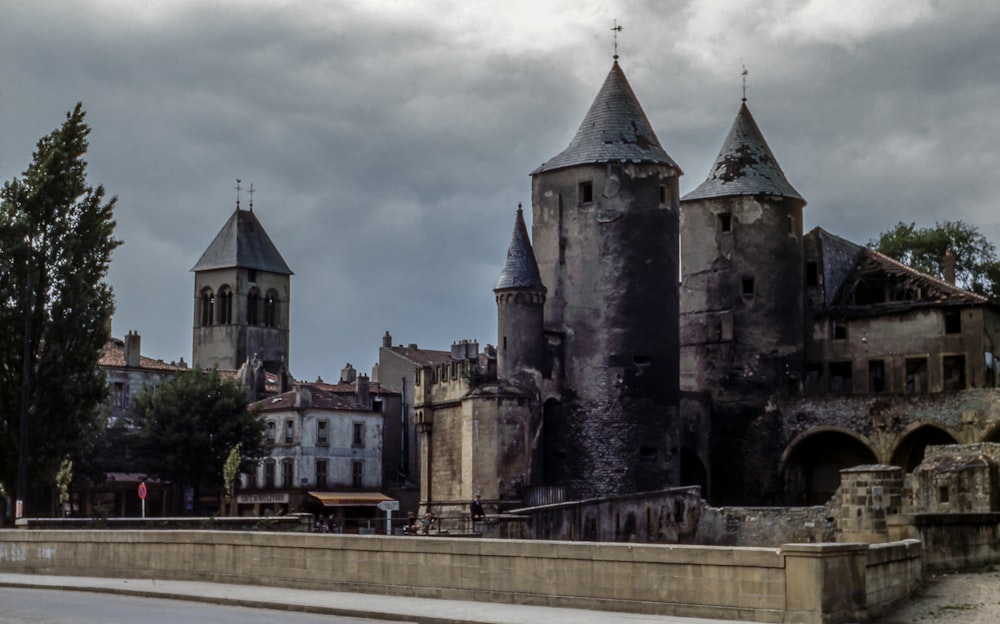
[3, 0, 999, 383]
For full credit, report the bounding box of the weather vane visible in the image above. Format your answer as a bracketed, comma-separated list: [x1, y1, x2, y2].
[742, 65, 748, 102]
[235, 178, 242, 209]
[248, 183, 256, 212]
[611, 20, 623, 60]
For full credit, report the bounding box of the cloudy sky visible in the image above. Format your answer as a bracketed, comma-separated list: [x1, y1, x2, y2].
[2, 0, 999, 383]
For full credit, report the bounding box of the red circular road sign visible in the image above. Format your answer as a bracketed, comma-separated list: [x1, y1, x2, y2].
[138, 482, 148, 500]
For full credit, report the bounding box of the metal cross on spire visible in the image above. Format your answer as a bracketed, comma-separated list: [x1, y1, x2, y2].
[611, 20, 623, 60]
[742, 65, 748, 102]
[248, 183, 256, 212]
[234, 178, 242, 209]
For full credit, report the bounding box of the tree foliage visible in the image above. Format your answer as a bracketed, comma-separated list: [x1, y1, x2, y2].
[0, 103, 119, 500]
[129, 368, 265, 507]
[869, 221, 1000, 300]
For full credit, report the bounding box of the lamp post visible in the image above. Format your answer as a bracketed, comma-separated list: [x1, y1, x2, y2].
[16, 253, 33, 520]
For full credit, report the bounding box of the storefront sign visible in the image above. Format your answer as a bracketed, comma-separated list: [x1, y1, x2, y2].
[236, 493, 289, 504]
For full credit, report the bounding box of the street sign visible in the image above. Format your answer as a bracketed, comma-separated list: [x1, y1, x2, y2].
[376, 500, 399, 512]
[137, 482, 147, 500]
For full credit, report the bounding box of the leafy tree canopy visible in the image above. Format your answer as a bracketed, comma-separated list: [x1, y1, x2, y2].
[129, 368, 266, 504]
[0, 103, 119, 500]
[869, 220, 1000, 301]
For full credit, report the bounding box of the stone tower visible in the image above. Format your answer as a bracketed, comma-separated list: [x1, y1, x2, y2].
[192, 207, 293, 373]
[494, 205, 546, 384]
[680, 100, 806, 399]
[530, 60, 682, 498]
[679, 100, 805, 503]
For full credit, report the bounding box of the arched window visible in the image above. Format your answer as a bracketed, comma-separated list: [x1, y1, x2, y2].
[247, 288, 261, 325]
[217, 286, 233, 324]
[200, 287, 214, 326]
[264, 290, 279, 328]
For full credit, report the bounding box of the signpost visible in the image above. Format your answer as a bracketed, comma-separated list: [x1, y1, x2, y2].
[376, 499, 400, 535]
[138, 482, 147, 519]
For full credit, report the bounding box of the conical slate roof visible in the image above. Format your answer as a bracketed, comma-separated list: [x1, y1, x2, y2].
[682, 102, 803, 202]
[532, 61, 679, 175]
[192, 208, 293, 275]
[494, 207, 544, 291]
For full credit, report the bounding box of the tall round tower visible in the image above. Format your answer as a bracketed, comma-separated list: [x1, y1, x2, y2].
[494, 205, 546, 383]
[679, 100, 806, 400]
[530, 60, 682, 498]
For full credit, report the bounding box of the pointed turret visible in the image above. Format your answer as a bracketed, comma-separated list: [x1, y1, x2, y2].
[495, 206, 544, 292]
[683, 102, 802, 202]
[533, 61, 680, 175]
[495, 206, 546, 382]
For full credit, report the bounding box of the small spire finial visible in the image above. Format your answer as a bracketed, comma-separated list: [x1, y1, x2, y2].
[741, 65, 748, 103]
[234, 178, 242, 209]
[611, 20, 623, 60]
[248, 183, 256, 212]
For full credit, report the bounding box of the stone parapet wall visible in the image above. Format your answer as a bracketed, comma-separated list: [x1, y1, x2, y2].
[913, 512, 1000, 571]
[0, 530, 931, 623]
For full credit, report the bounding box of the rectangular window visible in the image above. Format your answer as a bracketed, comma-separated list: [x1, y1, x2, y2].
[266, 421, 276, 444]
[943, 354, 966, 391]
[352, 460, 363, 488]
[579, 181, 593, 204]
[352, 422, 364, 448]
[113, 382, 125, 408]
[658, 185, 667, 205]
[281, 460, 294, 488]
[317, 421, 328, 446]
[906, 357, 928, 394]
[247, 269, 257, 283]
[829, 361, 853, 395]
[787, 215, 795, 234]
[316, 460, 327, 489]
[264, 461, 275, 489]
[804, 363, 824, 396]
[284, 419, 294, 444]
[717, 213, 732, 232]
[741, 276, 755, 300]
[371, 399, 382, 413]
[939, 486, 949, 503]
[806, 262, 819, 286]
[246, 469, 257, 490]
[868, 360, 886, 393]
[831, 319, 848, 340]
[944, 310, 962, 334]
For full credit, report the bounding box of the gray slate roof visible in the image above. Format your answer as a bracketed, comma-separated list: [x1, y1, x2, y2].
[495, 207, 544, 291]
[532, 61, 679, 175]
[192, 209, 293, 275]
[682, 102, 803, 202]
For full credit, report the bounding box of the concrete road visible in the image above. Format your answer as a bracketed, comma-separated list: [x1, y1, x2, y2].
[0, 587, 396, 624]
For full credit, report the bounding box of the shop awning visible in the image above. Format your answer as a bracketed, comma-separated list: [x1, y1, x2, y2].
[307, 491, 393, 507]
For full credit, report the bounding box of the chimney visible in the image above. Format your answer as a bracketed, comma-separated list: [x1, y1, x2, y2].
[382, 330, 392, 348]
[371, 362, 380, 384]
[943, 249, 956, 285]
[124, 331, 141, 368]
[356, 374, 370, 407]
[340, 363, 357, 384]
[294, 384, 312, 408]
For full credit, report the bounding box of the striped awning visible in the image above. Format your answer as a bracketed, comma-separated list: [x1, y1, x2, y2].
[307, 491, 392, 507]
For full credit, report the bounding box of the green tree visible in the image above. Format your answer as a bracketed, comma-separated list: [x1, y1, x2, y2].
[869, 221, 1000, 300]
[0, 103, 119, 511]
[129, 368, 265, 513]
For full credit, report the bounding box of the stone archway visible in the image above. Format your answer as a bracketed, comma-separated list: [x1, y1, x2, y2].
[781, 429, 877, 505]
[891, 424, 959, 471]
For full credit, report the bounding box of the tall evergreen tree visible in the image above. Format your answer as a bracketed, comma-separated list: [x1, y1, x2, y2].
[0, 103, 119, 512]
[129, 368, 266, 513]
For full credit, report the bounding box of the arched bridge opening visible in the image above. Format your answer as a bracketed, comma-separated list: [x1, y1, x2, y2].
[782, 430, 877, 505]
[891, 425, 959, 471]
